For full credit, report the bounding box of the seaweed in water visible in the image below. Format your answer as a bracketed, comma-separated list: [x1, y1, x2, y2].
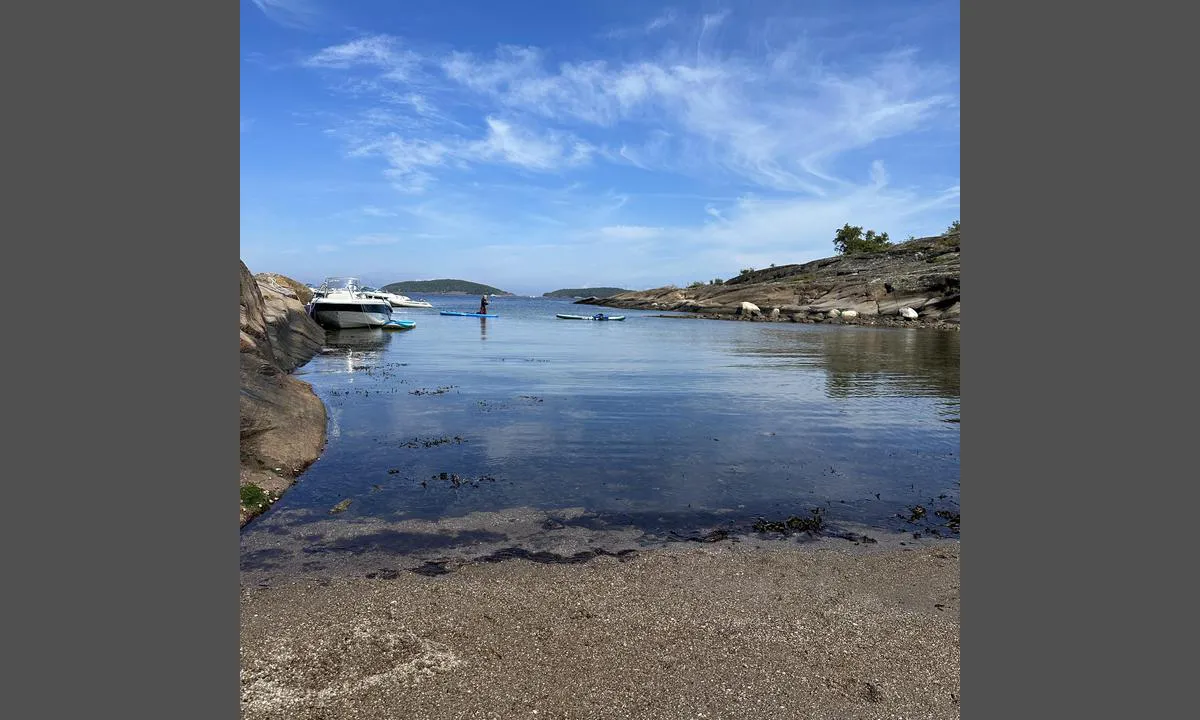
[752, 508, 825, 535]
[935, 509, 960, 531]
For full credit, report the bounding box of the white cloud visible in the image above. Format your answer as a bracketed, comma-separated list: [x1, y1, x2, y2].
[334, 115, 594, 194]
[304, 35, 419, 81]
[468, 117, 593, 170]
[602, 9, 680, 39]
[316, 244, 339, 253]
[425, 39, 954, 193]
[250, 0, 320, 30]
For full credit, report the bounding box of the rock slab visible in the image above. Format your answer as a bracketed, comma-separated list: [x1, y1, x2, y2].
[240, 260, 327, 525]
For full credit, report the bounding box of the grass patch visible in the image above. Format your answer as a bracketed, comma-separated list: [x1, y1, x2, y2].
[240, 483, 268, 509]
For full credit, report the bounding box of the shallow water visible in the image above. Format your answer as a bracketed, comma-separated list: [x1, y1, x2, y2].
[241, 296, 959, 576]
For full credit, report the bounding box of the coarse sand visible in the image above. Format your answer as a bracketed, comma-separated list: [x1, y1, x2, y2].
[241, 534, 959, 720]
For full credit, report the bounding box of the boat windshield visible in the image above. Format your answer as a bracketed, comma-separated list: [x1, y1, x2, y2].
[318, 277, 363, 293]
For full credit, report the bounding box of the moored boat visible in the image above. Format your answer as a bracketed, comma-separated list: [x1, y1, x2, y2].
[361, 289, 434, 308]
[306, 277, 393, 329]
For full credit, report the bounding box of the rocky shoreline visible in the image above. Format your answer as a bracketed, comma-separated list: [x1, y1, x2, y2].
[577, 232, 960, 330]
[239, 262, 327, 526]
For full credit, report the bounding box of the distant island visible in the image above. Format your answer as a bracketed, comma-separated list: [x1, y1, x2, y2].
[543, 287, 632, 299]
[381, 279, 512, 295]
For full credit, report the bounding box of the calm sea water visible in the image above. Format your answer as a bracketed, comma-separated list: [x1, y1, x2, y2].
[241, 295, 959, 576]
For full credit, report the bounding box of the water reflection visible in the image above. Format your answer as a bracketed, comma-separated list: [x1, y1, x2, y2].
[245, 302, 960, 570]
[318, 329, 394, 375]
[322, 328, 391, 352]
[731, 326, 960, 400]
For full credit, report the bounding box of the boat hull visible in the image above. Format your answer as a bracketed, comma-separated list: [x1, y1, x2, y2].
[310, 301, 393, 329]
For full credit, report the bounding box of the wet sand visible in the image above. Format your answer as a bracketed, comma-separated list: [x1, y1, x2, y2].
[241, 533, 960, 719]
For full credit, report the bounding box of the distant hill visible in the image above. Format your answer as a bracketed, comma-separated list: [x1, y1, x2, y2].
[381, 279, 512, 295]
[543, 287, 632, 299]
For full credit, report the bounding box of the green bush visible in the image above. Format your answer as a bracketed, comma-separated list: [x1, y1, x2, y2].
[833, 224, 891, 255]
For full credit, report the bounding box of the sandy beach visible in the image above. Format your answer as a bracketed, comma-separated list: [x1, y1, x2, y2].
[241, 533, 960, 720]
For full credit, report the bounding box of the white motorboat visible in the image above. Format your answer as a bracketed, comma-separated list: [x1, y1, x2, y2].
[306, 277, 393, 329]
[361, 289, 434, 308]
[389, 295, 434, 308]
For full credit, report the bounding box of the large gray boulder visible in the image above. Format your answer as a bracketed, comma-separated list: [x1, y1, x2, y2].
[239, 261, 327, 525]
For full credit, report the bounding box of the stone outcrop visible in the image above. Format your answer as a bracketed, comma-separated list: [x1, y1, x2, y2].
[254, 272, 314, 305]
[578, 232, 960, 328]
[737, 301, 762, 318]
[240, 261, 327, 526]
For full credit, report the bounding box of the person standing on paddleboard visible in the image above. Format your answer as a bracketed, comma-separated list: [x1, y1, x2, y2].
[478, 294, 489, 315]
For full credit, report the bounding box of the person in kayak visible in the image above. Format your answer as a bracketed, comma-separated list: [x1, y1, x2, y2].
[478, 294, 489, 315]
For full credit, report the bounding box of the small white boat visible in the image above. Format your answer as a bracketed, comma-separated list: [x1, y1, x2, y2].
[307, 277, 393, 329]
[361, 289, 435, 309]
[390, 296, 435, 308]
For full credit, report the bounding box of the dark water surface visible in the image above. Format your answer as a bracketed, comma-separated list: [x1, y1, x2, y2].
[241, 296, 959, 578]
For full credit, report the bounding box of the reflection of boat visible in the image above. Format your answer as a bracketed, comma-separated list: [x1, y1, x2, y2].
[557, 313, 625, 321]
[382, 319, 416, 330]
[361, 289, 434, 308]
[307, 277, 393, 329]
[320, 328, 391, 352]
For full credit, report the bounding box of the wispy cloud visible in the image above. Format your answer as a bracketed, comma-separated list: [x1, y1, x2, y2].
[250, 0, 321, 30]
[304, 35, 419, 81]
[313, 29, 954, 194]
[240, 117, 254, 133]
[602, 9, 680, 39]
[335, 115, 594, 193]
[469, 117, 593, 171]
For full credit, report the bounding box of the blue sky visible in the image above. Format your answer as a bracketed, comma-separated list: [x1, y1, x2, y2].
[241, 0, 959, 294]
